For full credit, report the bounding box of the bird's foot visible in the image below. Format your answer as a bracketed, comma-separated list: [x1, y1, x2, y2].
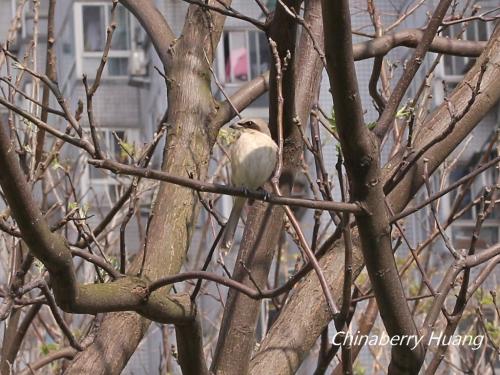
[257, 187, 271, 201]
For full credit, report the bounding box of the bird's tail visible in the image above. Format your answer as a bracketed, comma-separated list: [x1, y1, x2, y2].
[220, 197, 245, 253]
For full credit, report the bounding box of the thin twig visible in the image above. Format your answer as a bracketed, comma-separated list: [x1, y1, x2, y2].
[269, 38, 338, 317]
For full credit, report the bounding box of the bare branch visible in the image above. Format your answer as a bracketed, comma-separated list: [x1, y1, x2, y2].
[322, 0, 424, 371]
[374, 0, 453, 140]
[179, 0, 266, 30]
[88, 158, 365, 213]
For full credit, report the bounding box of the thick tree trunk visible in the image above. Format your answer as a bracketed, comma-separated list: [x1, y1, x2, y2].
[210, 1, 314, 373]
[249, 24, 500, 375]
[65, 2, 230, 373]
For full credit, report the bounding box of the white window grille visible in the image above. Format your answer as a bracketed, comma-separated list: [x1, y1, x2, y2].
[75, 2, 133, 78]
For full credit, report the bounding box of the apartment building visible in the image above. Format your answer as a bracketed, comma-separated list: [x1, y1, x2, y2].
[0, 0, 498, 373]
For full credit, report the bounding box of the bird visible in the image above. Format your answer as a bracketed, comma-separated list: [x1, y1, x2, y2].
[220, 118, 278, 251]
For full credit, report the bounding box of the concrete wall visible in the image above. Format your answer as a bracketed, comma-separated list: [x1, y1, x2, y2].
[1, 0, 498, 373]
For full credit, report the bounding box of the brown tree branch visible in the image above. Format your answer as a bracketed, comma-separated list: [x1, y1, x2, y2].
[426, 187, 496, 374]
[0, 77, 65, 118]
[88, 158, 363, 213]
[353, 28, 486, 61]
[422, 243, 500, 348]
[250, 229, 365, 375]
[0, 118, 195, 324]
[0, 96, 94, 154]
[175, 316, 209, 375]
[322, 0, 424, 373]
[214, 71, 270, 129]
[211, 1, 303, 373]
[385, 24, 500, 214]
[374, 0, 453, 140]
[390, 155, 500, 222]
[82, 0, 121, 160]
[211, 27, 486, 128]
[18, 347, 77, 375]
[66, 2, 232, 373]
[179, 0, 266, 30]
[269, 38, 338, 316]
[249, 23, 500, 375]
[148, 268, 330, 301]
[2, 48, 83, 137]
[1, 303, 42, 374]
[214, 27, 489, 126]
[119, 0, 176, 66]
[34, 0, 57, 168]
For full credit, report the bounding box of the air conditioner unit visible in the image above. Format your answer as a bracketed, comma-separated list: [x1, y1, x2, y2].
[129, 49, 147, 77]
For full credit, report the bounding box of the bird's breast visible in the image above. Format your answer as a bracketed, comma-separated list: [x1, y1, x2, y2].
[231, 131, 278, 189]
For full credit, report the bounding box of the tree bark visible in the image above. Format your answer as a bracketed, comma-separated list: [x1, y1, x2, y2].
[65, 2, 231, 373]
[210, 1, 320, 373]
[249, 23, 500, 375]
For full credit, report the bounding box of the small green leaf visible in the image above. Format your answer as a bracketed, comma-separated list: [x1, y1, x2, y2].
[335, 143, 342, 155]
[80, 202, 90, 217]
[34, 259, 44, 273]
[51, 157, 65, 171]
[485, 321, 499, 343]
[68, 202, 79, 211]
[328, 109, 337, 131]
[218, 128, 238, 145]
[119, 141, 135, 159]
[40, 342, 58, 355]
[366, 121, 376, 130]
[395, 103, 414, 120]
[354, 364, 366, 375]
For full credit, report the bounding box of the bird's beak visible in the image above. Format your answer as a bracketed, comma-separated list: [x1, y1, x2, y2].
[229, 123, 243, 130]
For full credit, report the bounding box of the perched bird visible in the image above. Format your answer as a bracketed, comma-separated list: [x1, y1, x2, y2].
[221, 118, 278, 251]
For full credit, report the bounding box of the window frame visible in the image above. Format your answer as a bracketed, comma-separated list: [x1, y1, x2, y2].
[438, 20, 494, 82]
[82, 127, 140, 205]
[57, 12, 77, 90]
[217, 28, 270, 87]
[451, 221, 500, 251]
[446, 158, 500, 251]
[74, 2, 134, 79]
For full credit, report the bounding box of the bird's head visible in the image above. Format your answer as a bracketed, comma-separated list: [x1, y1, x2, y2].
[230, 118, 271, 137]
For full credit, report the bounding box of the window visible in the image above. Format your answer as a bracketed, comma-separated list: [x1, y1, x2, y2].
[76, 3, 132, 77]
[58, 13, 76, 86]
[222, 30, 270, 84]
[452, 224, 499, 250]
[441, 21, 493, 79]
[85, 128, 139, 205]
[448, 148, 500, 250]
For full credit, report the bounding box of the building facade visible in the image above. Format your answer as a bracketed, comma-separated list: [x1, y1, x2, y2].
[0, 0, 498, 373]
